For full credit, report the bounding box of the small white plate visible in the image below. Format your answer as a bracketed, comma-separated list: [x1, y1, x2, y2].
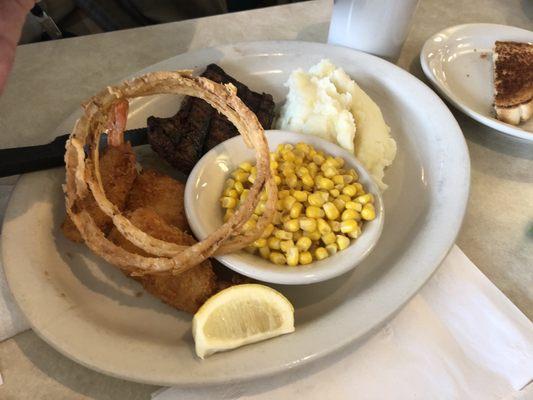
[185, 130, 384, 285]
[420, 23, 533, 141]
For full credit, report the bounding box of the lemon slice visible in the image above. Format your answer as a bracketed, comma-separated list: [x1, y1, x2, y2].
[192, 284, 295, 359]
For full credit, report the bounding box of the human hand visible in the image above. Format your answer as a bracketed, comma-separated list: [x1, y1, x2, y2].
[0, 0, 36, 95]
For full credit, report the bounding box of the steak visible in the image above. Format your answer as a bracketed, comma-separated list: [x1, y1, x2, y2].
[147, 64, 275, 174]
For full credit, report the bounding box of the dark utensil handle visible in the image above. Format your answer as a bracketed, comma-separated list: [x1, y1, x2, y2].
[0, 134, 69, 178]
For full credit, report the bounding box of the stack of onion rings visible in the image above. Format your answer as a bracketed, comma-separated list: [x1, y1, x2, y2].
[64, 71, 277, 276]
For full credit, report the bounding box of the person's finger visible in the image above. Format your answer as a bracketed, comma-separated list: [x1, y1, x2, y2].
[0, 0, 36, 94]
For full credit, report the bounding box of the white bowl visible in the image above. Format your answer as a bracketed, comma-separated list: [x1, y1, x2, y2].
[184, 130, 384, 285]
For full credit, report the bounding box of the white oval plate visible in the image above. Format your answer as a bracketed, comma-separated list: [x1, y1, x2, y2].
[185, 130, 384, 285]
[2, 41, 469, 386]
[420, 23, 533, 141]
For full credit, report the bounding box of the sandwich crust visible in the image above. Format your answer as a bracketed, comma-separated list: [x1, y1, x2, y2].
[493, 41, 533, 125]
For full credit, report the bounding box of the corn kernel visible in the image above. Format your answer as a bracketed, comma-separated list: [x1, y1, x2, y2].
[299, 217, 317, 232]
[338, 194, 351, 202]
[282, 150, 296, 162]
[354, 182, 364, 195]
[258, 246, 270, 259]
[315, 247, 329, 260]
[261, 223, 275, 238]
[296, 236, 312, 252]
[345, 201, 363, 212]
[234, 181, 244, 194]
[342, 174, 354, 184]
[254, 201, 266, 215]
[322, 231, 337, 245]
[296, 166, 309, 178]
[329, 220, 341, 232]
[268, 236, 281, 250]
[248, 174, 256, 184]
[332, 175, 344, 185]
[280, 239, 295, 253]
[361, 204, 376, 220]
[260, 190, 268, 201]
[287, 173, 299, 188]
[224, 178, 235, 188]
[274, 229, 293, 240]
[270, 252, 286, 265]
[223, 188, 238, 198]
[333, 198, 346, 212]
[286, 247, 300, 266]
[342, 209, 361, 221]
[295, 142, 309, 153]
[293, 190, 308, 202]
[347, 225, 362, 239]
[317, 177, 334, 190]
[299, 251, 313, 265]
[356, 193, 374, 205]
[317, 218, 332, 235]
[308, 192, 325, 206]
[329, 188, 340, 198]
[240, 189, 250, 203]
[221, 197, 237, 208]
[281, 213, 291, 223]
[232, 170, 249, 182]
[270, 160, 279, 171]
[336, 235, 350, 250]
[342, 185, 357, 196]
[242, 219, 256, 232]
[282, 195, 296, 211]
[323, 202, 340, 220]
[278, 189, 290, 199]
[312, 154, 325, 165]
[322, 166, 337, 178]
[304, 230, 321, 241]
[288, 202, 302, 218]
[326, 243, 338, 255]
[301, 174, 314, 187]
[273, 175, 282, 185]
[307, 162, 318, 175]
[239, 161, 253, 172]
[253, 238, 267, 248]
[340, 219, 358, 233]
[283, 219, 300, 232]
[306, 205, 325, 218]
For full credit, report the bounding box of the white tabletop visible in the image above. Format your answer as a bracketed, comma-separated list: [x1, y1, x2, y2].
[0, 0, 531, 398]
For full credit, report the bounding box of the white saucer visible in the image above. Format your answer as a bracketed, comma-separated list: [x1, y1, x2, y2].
[420, 23, 533, 141]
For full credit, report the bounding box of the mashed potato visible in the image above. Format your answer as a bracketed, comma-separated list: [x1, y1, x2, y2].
[276, 59, 397, 189]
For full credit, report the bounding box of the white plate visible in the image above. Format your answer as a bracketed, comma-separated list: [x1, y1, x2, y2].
[1, 41, 469, 386]
[420, 23, 533, 141]
[185, 130, 385, 285]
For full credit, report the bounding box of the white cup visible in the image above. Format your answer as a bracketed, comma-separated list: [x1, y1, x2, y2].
[327, 0, 420, 61]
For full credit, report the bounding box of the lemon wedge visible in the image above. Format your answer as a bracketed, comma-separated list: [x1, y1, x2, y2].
[192, 284, 295, 359]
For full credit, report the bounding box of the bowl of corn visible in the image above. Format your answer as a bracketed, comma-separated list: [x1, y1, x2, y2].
[184, 130, 384, 285]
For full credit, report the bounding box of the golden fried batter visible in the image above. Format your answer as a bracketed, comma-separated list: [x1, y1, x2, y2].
[125, 169, 188, 231]
[62, 144, 137, 242]
[108, 208, 220, 313]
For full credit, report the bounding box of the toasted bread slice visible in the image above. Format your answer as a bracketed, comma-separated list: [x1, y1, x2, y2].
[493, 41, 533, 125]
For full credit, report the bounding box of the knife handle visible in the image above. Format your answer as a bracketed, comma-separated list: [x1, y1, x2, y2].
[0, 134, 69, 178]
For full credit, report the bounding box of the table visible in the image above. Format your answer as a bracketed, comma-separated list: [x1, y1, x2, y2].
[0, 0, 531, 398]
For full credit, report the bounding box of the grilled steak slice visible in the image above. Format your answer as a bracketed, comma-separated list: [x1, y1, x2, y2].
[147, 64, 275, 174]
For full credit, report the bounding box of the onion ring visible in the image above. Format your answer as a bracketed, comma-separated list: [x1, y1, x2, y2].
[64, 71, 276, 276]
